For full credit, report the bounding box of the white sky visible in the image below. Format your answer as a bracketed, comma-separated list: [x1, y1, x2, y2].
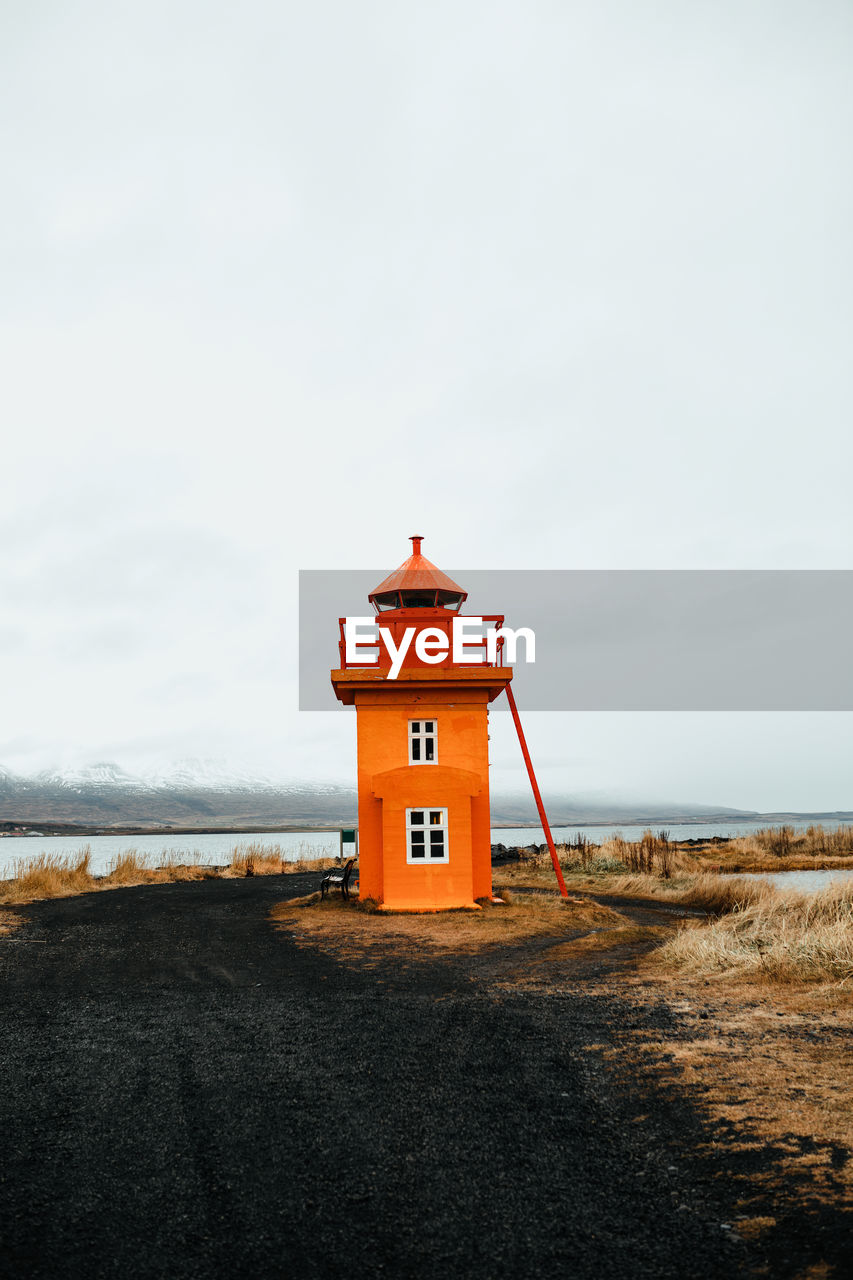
[2, 1, 851, 810]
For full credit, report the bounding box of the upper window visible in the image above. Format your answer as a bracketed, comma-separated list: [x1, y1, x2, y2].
[409, 719, 437, 764]
[406, 808, 449, 863]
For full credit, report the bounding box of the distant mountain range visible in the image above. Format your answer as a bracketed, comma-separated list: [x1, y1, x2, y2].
[0, 761, 850, 834]
[0, 762, 357, 830]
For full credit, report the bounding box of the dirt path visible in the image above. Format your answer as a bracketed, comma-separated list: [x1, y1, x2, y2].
[0, 876, 849, 1278]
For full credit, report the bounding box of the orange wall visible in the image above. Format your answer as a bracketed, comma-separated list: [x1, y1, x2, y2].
[354, 687, 493, 908]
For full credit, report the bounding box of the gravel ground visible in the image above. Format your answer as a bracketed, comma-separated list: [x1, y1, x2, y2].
[0, 876, 847, 1278]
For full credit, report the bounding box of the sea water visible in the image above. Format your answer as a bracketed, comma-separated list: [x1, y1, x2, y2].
[2, 819, 850, 890]
[0, 830, 340, 879]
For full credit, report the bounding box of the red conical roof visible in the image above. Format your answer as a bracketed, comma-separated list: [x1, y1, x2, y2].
[369, 536, 467, 606]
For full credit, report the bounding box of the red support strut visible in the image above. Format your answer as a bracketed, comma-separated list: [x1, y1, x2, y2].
[504, 684, 569, 899]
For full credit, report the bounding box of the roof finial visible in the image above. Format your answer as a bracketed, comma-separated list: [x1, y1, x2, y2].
[410, 535, 423, 557]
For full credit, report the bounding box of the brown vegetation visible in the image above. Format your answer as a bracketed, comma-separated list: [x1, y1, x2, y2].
[226, 842, 328, 877]
[270, 888, 627, 960]
[601, 830, 677, 877]
[685, 823, 853, 873]
[0, 847, 219, 902]
[501, 862, 853, 985]
[599, 971, 853, 1231]
[0, 843, 329, 906]
[515, 828, 690, 877]
[497, 859, 771, 915]
[658, 880, 853, 983]
[1, 849, 97, 902]
[0, 908, 24, 936]
[513, 823, 853, 875]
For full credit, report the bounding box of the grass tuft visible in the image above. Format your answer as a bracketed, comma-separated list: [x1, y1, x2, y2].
[227, 842, 329, 877]
[103, 850, 157, 885]
[657, 879, 853, 982]
[1, 848, 95, 902]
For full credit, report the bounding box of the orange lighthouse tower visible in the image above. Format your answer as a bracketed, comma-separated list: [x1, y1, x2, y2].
[331, 538, 512, 910]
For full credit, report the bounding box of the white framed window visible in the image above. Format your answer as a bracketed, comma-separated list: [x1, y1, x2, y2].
[408, 719, 437, 764]
[406, 808, 449, 863]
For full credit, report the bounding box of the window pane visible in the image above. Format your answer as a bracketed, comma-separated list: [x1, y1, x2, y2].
[411, 739, 421, 761]
[430, 811, 443, 824]
[424, 739, 434, 761]
[410, 846, 425, 859]
[410, 830, 425, 845]
[424, 721, 434, 732]
[374, 592, 401, 611]
[411, 721, 420, 733]
[409, 811, 424, 824]
[429, 830, 444, 847]
[401, 591, 437, 607]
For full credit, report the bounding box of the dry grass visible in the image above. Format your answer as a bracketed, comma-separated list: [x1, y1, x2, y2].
[513, 829, 690, 877]
[102, 850, 154, 884]
[498, 861, 772, 915]
[270, 887, 626, 962]
[600, 830, 680, 877]
[226, 842, 329, 878]
[737, 823, 853, 858]
[605, 871, 776, 915]
[0, 847, 212, 902]
[657, 880, 853, 983]
[102, 850, 216, 885]
[504, 823, 853, 876]
[0, 842, 330, 905]
[676, 823, 853, 873]
[503, 860, 853, 984]
[0, 849, 96, 903]
[490, 924, 671, 988]
[604, 974, 853, 1225]
[0, 908, 24, 936]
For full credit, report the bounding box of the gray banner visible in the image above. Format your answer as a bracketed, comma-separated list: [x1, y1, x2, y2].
[299, 570, 853, 711]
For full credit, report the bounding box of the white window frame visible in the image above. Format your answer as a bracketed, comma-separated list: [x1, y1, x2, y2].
[405, 807, 449, 864]
[408, 719, 437, 765]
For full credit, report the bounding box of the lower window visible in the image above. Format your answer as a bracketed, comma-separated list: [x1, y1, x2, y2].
[406, 808, 449, 863]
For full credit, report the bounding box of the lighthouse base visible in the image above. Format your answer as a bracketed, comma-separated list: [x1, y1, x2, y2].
[375, 901, 482, 913]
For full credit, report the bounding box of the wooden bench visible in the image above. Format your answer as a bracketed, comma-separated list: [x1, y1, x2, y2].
[321, 858, 357, 901]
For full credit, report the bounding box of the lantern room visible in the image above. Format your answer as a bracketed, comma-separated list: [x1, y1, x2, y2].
[368, 536, 466, 612]
[331, 537, 513, 910]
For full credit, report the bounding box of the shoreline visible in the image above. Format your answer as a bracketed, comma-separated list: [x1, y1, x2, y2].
[3, 812, 853, 839]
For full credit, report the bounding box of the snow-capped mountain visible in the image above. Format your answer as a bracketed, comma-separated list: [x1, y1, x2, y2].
[139, 759, 283, 792]
[0, 758, 779, 833]
[0, 762, 359, 828]
[1, 761, 849, 834]
[42, 759, 284, 793]
[42, 763, 143, 790]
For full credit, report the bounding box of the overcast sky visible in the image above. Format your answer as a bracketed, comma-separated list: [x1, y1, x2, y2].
[2, 1, 851, 811]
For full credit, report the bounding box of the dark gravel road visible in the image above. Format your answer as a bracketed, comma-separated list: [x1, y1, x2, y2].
[0, 877, 846, 1278]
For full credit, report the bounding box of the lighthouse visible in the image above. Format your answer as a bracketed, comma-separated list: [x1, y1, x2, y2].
[331, 537, 513, 911]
